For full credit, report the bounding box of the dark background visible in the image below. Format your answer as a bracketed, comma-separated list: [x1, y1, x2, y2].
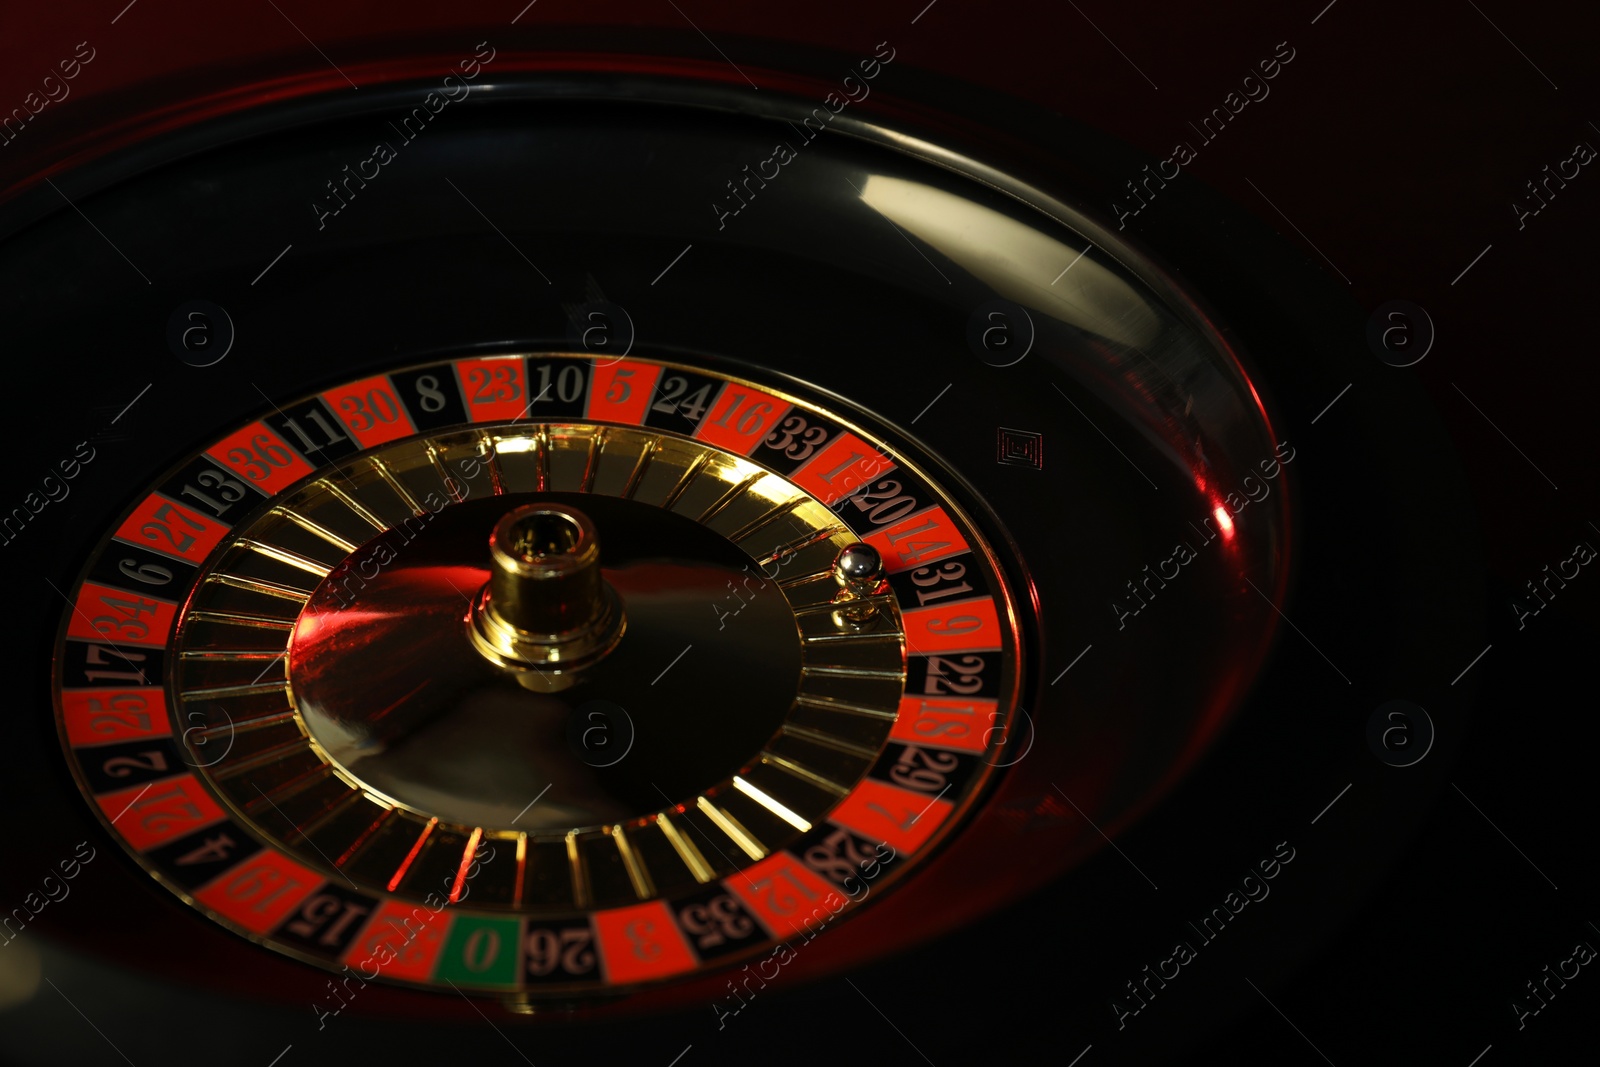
[1, 1, 1596, 1064]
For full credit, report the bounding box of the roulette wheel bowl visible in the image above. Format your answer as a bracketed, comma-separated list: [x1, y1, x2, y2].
[0, 15, 1505, 1066]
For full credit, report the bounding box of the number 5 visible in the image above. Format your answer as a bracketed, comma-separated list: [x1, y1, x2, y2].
[606, 368, 634, 403]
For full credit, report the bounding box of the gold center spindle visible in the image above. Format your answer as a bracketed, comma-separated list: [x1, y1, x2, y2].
[469, 503, 626, 691]
[490, 508, 600, 634]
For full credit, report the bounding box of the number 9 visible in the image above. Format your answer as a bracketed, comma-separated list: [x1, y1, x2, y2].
[925, 615, 981, 635]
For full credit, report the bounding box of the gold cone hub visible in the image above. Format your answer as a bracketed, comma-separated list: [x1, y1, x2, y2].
[468, 503, 625, 691]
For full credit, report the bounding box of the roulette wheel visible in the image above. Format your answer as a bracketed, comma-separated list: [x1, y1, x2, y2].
[0, 2, 1595, 1064]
